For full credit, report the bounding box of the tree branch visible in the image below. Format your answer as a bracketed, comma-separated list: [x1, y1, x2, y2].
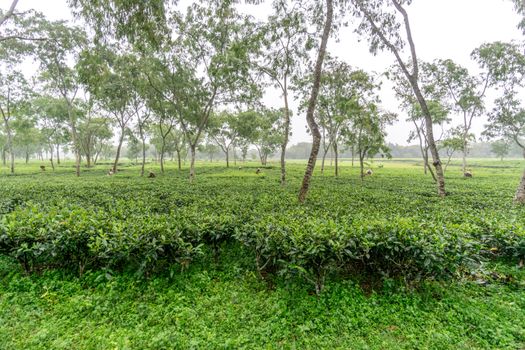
[391, 0, 419, 78]
[0, 35, 47, 42]
[0, 0, 19, 28]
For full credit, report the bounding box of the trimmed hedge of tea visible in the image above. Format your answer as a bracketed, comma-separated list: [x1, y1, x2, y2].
[0, 165, 524, 293]
[0, 201, 523, 293]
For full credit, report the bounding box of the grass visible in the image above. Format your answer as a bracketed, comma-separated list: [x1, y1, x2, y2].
[0, 158, 524, 349]
[0, 253, 524, 349]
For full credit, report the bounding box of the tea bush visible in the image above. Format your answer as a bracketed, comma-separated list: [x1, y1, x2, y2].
[0, 162, 524, 293]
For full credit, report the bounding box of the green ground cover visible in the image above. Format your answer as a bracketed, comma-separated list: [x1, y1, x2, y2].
[0, 159, 524, 349]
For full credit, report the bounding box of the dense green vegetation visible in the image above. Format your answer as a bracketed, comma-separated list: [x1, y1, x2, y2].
[0, 160, 524, 349]
[1, 0, 525, 348]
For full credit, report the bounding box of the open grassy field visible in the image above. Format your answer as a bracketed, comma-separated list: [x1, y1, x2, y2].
[0, 159, 524, 349]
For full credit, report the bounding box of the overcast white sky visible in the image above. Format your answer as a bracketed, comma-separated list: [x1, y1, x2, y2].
[8, 0, 525, 145]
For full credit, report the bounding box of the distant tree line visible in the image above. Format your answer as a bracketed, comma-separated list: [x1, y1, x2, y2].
[283, 141, 524, 161]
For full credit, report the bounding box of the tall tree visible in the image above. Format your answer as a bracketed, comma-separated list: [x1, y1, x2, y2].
[76, 102, 112, 168]
[439, 127, 473, 173]
[12, 116, 39, 164]
[167, 127, 186, 171]
[389, 62, 450, 179]
[475, 41, 525, 203]
[305, 59, 380, 177]
[344, 104, 396, 179]
[126, 128, 141, 164]
[351, 0, 446, 197]
[198, 141, 220, 162]
[427, 59, 489, 175]
[32, 95, 70, 170]
[133, 102, 151, 176]
[407, 100, 450, 180]
[252, 108, 283, 166]
[72, 0, 258, 182]
[38, 22, 87, 176]
[143, 4, 257, 181]
[208, 112, 239, 168]
[78, 48, 139, 173]
[258, 0, 310, 184]
[150, 118, 177, 174]
[298, 0, 334, 203]
[491, 139, 511, 161]
[0, 26, 34, 174]
[0, 68, 29, 174]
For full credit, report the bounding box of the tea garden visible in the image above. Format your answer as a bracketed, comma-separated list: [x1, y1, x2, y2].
[0, 160, 524, 349]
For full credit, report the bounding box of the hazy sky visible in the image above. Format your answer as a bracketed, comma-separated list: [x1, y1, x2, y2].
[8, 0, 525, 145]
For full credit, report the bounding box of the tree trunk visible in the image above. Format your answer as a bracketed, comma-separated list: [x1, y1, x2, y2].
[189, 144, 196, 183]
[94, 148, 100, 165]
[515, 149, 525, 204]
[74, 151, 81, 176]
[321, 147, 329, 174]
[141, 138, 146, 177]
[365, 0, 446, 197]
[160, 142, 166, 174]
[444, 151, 454, 173]
[462, 143, 467, 175]
[9, 145, 14, 174]
[176, 150, 181, 170]
[225, 149, 229, 168]
[280, 91, 291, 185]
[398, 1, 446, 196]
[112, 130, 125, 173]
[260, 153, 267, 166]
[423, 146, 437, 182]
[49, 145, 55, 171]
[56, 144, 60, 165]
[414, 121, 429, 176]
[419, 138, 427, 175]
[298, 0, 333, 203]
[334, 142, 339, 177]
[423, 149, 428, 175]
[359, 152, 365, 180]
[66, 103, 81, 177]
[9, 150, 14, 174]
[427, 137, 446, 196]
[6, 128, 14, 174]
[71, 140, 80, 175]
[258, 149, 264, 166]
[25, 152, 29, 164]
